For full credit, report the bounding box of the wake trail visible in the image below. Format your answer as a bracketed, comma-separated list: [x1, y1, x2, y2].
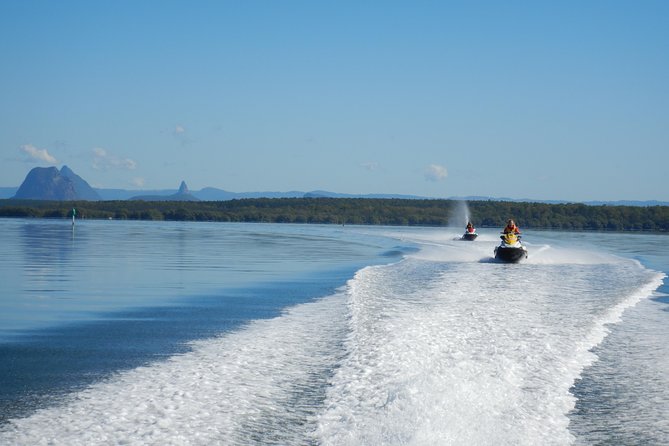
[0, 294, 349, 446]
[315, 235, 664, 445]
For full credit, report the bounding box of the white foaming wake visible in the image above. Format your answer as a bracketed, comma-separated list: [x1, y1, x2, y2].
[2, 228, 663, 446]
[314, 254, 664, 446]
[570, 290, 669, 443]
[0, 293, 349, 446]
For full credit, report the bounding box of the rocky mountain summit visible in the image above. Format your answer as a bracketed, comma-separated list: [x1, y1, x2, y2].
[13, 166, 100, 200]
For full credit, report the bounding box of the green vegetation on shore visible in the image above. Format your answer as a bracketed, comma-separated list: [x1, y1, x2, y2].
[1, 198, 668, 232]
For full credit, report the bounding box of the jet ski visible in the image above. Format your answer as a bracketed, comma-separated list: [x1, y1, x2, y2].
[461, 231, 478, 241]
[494, 232, 528, 263]
[461, 222, 478, 241]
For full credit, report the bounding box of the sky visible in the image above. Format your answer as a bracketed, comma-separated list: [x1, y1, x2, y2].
[1, 1, 668, 202]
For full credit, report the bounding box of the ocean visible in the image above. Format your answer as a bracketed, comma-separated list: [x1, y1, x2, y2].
[0, 218, 667, 445]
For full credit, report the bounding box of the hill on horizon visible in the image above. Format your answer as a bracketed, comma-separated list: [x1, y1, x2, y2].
[13, 166, 100, 201]
[129, 181, 200, 202]
[4, 167, 669, 206]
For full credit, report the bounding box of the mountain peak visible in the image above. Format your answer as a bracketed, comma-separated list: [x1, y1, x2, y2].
[13, 166, 100, 201]
[60, 166, 100, 200]
[13, 166, 77, 200]
[178, 181, 189, 194]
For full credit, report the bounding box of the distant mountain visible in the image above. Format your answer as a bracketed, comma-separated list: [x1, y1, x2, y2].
[304, 190, 428, 200]
[449, 195, 570, 204]
[4, 166, 669, 206]
[192, 187, 241, 201]
[583, 200, 669, 207]
[130, 181, 200, 201]
[193, 187, 305, 200]
[13, 166, 100, 201]
[450, 196, 669, 206]
[14, 167, 77, 200]
[60, 165, 101, 200]
[96, 187, 418, 201]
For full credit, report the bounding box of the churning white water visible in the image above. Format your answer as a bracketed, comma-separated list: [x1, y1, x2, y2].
[0, 228, 664, 445]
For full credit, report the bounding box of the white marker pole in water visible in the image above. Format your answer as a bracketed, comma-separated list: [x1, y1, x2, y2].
[72, 207, 76, 226]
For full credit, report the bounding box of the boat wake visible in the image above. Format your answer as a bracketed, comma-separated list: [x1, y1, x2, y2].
[1, 229, 663, 445]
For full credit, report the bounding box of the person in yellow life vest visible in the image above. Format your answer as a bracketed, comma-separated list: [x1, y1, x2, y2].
[503, 219, 520, 234]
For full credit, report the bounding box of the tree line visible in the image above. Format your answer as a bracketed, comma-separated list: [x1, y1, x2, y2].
[1, 198, 668, 232]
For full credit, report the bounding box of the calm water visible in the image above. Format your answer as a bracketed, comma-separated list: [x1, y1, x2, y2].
[0, 219, 667, 445]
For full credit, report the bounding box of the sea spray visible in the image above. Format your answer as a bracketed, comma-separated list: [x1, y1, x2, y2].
[449, 200, 471, 229]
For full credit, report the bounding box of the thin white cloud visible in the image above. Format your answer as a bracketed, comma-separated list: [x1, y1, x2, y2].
[172, 124, 192, 146]
[424, 164, 448, 182]
[20, 144, 58, 164]
[92, 147, 137, 170]
[131, 177, 145, 187]
[361, 162, 380, 171]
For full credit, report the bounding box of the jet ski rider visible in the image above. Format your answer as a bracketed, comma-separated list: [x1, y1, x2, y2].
[466, 222, 476, 233]
[503, 219, 521, 234]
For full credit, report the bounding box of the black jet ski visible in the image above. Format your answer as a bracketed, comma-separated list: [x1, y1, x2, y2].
[461, 231, 478, 241]
[494, 232, 528, 263]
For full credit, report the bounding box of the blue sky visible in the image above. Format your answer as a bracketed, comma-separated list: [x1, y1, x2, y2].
[1, 1, 667, 201]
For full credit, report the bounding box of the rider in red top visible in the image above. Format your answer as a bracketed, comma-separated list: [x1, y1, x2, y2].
[466, 222, 475, 233]
[503, 219, 520, 234]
